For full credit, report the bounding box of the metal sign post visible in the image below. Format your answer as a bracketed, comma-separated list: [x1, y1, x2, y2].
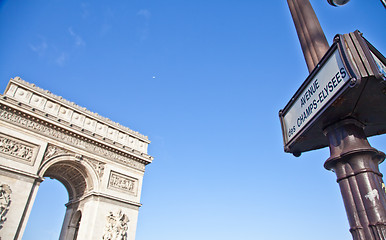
[283, 1, 386, 238]
[324, 119, 386, 239]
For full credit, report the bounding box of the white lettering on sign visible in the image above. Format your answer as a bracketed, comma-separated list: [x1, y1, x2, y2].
[283, 49, 350, 143]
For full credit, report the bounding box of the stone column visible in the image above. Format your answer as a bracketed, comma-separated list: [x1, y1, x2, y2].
[324, 119, 386, 239]
[59, 202, 81, 240]
[0, 169, 42, 240]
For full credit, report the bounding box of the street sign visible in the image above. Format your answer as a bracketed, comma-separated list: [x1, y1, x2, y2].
[279, 31, 386, 156]
[282, 48, 351, 144]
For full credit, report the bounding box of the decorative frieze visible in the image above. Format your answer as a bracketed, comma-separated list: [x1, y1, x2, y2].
[0, 133, 38, 165]
[108, 171, 138, 196]
[0, 108, 146, 171]
[102, 210, 129, 240]
[0, 184, 12, 229]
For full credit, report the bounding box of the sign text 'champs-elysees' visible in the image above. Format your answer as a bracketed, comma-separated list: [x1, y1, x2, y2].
[283, 49, 350, 143]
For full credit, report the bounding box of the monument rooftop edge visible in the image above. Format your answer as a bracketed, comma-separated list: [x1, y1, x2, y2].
[0, 77, 153, 164]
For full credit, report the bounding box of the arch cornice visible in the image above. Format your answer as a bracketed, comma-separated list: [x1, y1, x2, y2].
[7, 77, 149, 142]
[0, 102, 149, 171]
[0, 77, 153, 171]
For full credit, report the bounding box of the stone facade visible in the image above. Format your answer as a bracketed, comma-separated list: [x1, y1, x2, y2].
[0, 77, 153, 240]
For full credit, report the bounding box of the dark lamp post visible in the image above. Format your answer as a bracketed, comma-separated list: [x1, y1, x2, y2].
[285, 0, 386, 239]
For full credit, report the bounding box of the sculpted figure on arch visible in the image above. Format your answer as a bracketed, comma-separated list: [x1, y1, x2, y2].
[0, 184, 12, 229]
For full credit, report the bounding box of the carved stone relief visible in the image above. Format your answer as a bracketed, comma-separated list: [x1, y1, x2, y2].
[102, 210, 129, 240]
[0, 107, 146, 171]
[0, 184, 12, 229]
[85, 158, 105, 179]
[44, 145, 70, 160]
[44, 144, 105, 180]
[108, 171, 137, 196]
[0, 133, 38, 165]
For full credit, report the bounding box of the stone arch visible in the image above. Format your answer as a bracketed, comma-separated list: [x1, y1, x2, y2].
[38, 155, 98, 201]
[35, 154, 99, 240]
[0, 78, 153, 240]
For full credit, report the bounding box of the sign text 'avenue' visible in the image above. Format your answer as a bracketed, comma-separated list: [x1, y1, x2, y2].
[282, 49, 350, 144]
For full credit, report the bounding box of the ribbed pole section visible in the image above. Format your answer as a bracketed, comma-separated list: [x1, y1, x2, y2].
[324, 119, 386, 239]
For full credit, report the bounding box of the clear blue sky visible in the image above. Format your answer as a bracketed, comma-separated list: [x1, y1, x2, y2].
[0, 1, 385, 240]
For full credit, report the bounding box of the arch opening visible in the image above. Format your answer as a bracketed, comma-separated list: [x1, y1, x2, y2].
[22, 178, 68, 240]
[43, 160, 90, 201]
[23, 157, 95, 240]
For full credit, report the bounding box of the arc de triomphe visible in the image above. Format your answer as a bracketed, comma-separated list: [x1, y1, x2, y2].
[0, 77, 153, 240]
